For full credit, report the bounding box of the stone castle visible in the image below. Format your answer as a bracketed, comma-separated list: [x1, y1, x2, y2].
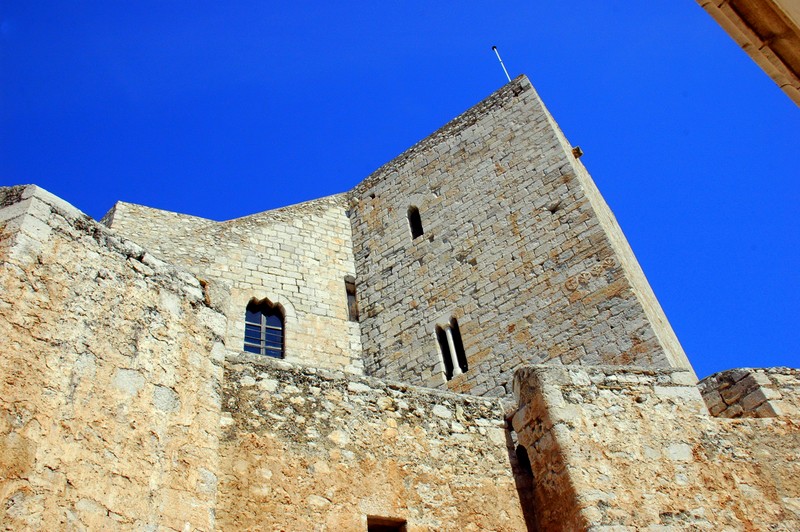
[1, 75, 798, 530]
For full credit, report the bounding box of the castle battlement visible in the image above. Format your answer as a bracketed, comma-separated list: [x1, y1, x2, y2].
[1, 77, 797, 530]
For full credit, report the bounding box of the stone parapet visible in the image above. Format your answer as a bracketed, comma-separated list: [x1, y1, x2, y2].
[699, 366, 800, 418]
[218, 352, 528, 531]
[511, 364, 800, 530]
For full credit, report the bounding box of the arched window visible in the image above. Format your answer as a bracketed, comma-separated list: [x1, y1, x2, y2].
[407, 206, 424, 239]
[516, 444, 532, 474]
[244, 300, 284, 358]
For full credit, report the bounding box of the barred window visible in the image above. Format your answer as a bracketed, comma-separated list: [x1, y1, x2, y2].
[244, 300, 284, 358]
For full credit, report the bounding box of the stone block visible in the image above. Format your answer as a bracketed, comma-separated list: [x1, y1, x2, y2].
[702, 390, 727, 416]
[720, 403, 744, 418]
[654, 386, 702, 402]
[740, 389, 769, 412]
[671, 371, 697, 386]
[720, 375, 756, 404]
[665, 442, 694, 462]
[754, 402, 780, 418]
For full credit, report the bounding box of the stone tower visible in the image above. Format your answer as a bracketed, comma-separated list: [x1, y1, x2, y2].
[350, 76, 694, 395]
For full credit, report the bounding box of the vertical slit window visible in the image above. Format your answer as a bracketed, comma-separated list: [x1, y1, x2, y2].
[407, 206, 424, 239]
[243, 300, 284, 358]
[436, 325, 454, 380]
[345, 277, 359, 322]
[436, 318, 468, 381]
[450, 318, 468, 373]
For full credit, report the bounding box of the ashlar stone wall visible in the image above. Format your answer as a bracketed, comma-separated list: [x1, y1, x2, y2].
[0, 185, 226, 530]
[217, 352, 529, 531]
[511, 365, 800, 530]
[103, 194, 363, 374]
[349, 75, 693, 398]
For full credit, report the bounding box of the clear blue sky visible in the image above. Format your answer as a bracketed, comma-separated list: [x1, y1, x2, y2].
[1, 2, 798, 378]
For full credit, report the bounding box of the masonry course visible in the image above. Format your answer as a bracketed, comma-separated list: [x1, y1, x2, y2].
[1, 75, 797, 530]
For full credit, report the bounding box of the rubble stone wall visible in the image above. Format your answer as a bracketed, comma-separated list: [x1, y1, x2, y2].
[103, 194, 363, 375]
[217, 352, 528, 531]
[699, 366, 800, 418]
[511, 365, 800, 530]
[0, 185, 226, 530]
[349, 75, 692, 398]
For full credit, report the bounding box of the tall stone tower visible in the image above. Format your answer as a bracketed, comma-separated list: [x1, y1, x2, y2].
[350, 75, 694, 396]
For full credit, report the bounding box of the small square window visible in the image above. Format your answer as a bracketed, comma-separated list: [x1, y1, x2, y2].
[367, 516, 407, 532]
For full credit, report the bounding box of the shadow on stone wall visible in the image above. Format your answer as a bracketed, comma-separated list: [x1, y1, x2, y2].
[504, 426, 538, 531]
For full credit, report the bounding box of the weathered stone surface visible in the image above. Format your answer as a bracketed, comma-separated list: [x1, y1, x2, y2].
[0, 186, 225, 530]
[699, 367, 800, 418]
[512, 365, 800, 530]
[218, 353, 526, 531]
[1, 75, 796, 531]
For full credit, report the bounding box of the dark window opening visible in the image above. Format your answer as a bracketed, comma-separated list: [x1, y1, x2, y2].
[367, 516, 407, 532]
[345, 277, 359, 322]
[407, 206, 424, 239]
[243, 300, 284, 358]
[511, 442, 538, 531]
[450, 318, 468, 373]
[436, 318, 468, 381]
[516, 444, 532, 474]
